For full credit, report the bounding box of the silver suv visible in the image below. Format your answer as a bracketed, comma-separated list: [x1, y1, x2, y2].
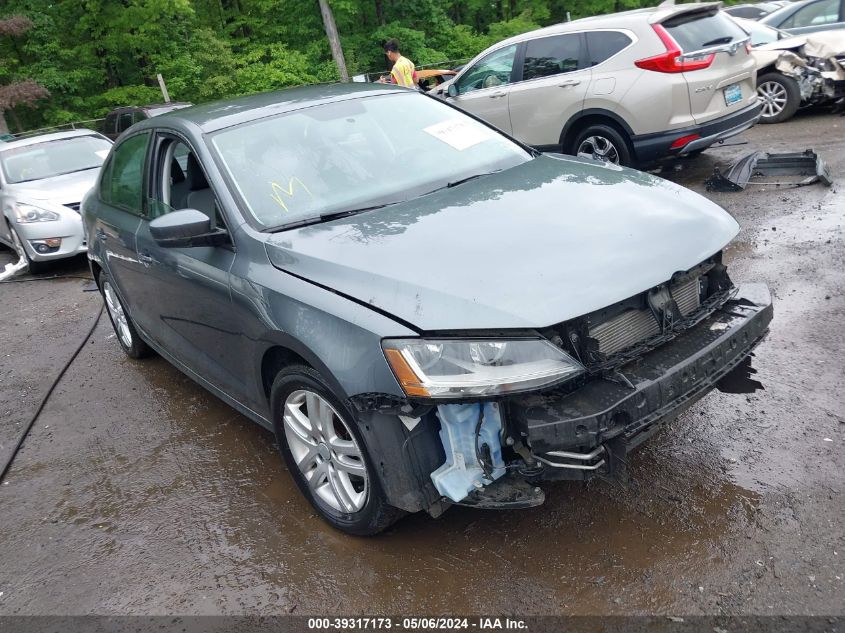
[436, 2, 762, 166]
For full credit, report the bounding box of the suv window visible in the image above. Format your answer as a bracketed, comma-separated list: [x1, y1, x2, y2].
[522, 34, 583, 80]
[457, 45, 518, 94]
[585, 31, 632, 66]
[104, 132, 149, 213]
[118, 112, 134, 134]
[663, 10, 747, 51]
[781, 0, 839, 27]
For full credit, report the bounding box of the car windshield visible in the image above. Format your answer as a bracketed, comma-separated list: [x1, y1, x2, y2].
[210, 92, 531, 230]
[0, 135, 112, 184]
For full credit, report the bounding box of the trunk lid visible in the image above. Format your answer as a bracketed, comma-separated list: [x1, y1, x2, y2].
[662, 7, 758, 124]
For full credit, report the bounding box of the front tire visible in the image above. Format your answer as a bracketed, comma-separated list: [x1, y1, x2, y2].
[571, 124, 633, 167]
[270, 365, 403, 535]
[8, 222, 47, 274]
[757, 72, 801, 124]
[98, 271, 151, 358]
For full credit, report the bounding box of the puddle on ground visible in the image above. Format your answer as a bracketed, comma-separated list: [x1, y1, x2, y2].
[717, 356, 764, 394]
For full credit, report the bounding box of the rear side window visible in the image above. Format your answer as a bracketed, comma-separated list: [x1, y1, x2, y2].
[663, 10, 747, 51]
[585, 31, 632, 66]
[522, 33, 583, 81]
[780, 0, 839, 28]
[118, 112, 134, 133]
[103, 132, 149, 213]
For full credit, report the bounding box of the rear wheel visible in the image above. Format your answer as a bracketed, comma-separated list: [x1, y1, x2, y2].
[98, 271, 151, 358]
[271, 365, 403, 535]
[571, 124, 633, 167]
[757, 73, 801, 124]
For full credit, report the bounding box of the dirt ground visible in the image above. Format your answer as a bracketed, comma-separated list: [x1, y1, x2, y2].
[0, 109, 842, 617]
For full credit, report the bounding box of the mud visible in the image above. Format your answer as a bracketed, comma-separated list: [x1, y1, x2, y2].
[0, 108, 843, 616]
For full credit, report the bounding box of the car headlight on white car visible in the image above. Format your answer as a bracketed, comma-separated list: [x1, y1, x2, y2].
[14, 204, 61, 223]
[383, 338, 584, 398]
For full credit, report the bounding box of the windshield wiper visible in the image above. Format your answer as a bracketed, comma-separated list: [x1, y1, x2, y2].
[266, 201, 400, 233]
[422, 169, 503, 197]
[700, 36, 734, 47]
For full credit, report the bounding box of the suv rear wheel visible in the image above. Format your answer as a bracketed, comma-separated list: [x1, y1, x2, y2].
[572, 124, 633, 167]
[757, 72, 801, 124]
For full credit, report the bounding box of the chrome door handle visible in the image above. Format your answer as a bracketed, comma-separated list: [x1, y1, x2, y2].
[96, 228, 107, 241]
[139, 253, 153, 267]
[488, 91, 507, 98]
[559, 80, 581, 87]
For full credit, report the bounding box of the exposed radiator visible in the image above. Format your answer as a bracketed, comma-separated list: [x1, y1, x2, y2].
[589, 308, 660, 356]
[671, 277, 701, 317]
[588, 277, 702, 356]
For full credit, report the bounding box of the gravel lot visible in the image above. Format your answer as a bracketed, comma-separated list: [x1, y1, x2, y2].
[0, 108, 842, 617]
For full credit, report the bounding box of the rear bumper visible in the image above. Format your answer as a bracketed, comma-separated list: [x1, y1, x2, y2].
[632, 102, 762, 163]
[509, 282, 772, 479]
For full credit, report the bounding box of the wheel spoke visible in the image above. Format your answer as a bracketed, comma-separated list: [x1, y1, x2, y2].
[329, 436, 358, 456]
[334, 456, 366, 477]
[283, 401, 316, 444]
[304, 392, 324, 440]
[307, 461, 328, 493]
[327, 464, 356, 513]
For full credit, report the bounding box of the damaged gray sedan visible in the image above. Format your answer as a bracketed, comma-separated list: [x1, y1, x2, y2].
[82, 84, 772, 535]
[736, 17, 845, 122]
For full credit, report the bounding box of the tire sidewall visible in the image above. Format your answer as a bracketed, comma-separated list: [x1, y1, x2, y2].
[571, 124, 633, 167]
[757, 72, 801, 124]
[270, 366, 395, 535]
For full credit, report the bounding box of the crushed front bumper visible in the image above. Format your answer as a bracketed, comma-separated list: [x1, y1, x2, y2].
[509, 282, 772, 480]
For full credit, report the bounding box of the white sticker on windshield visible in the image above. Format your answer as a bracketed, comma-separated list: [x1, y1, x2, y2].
[423, 118, 494, 151]
[95, 150, 110, 159]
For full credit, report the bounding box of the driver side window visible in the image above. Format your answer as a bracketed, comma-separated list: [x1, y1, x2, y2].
[457, 45, 517, 95]
[150, 138, 223, 229]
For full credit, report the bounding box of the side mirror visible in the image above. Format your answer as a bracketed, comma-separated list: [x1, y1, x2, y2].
[149, 208, 228, 248]
[447, 83, 458, 98]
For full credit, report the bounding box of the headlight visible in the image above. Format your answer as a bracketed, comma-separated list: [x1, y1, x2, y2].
[15, 204, 60, 223]
[382, 338, 584, 398]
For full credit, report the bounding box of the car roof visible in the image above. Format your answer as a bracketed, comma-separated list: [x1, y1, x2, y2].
[0, 128, 105, 152]
[136, 82, 407, 134]
[467, 2, 722, 51]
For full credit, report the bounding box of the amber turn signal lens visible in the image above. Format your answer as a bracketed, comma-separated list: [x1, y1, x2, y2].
[383, 348, 430, 397]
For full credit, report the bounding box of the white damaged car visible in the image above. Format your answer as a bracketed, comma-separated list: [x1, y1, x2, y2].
[736, 17, 845, 122]
[0, 130, 112, 273]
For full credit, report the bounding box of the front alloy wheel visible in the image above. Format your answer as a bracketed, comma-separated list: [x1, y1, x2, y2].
[756, 73, 801, 124]
[758, 80, 788, 119]
[270, 365, 403, 535]
[282, 389, 368, 514]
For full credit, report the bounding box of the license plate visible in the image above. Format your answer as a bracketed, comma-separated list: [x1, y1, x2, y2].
[724, 83, 742, 106]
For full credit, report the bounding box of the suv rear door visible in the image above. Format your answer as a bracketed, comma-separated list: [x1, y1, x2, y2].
[508, 32, 592, 147]
[660, 7, 756, 125]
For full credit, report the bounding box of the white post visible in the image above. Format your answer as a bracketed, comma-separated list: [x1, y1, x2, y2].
[157, 74, 171, 103]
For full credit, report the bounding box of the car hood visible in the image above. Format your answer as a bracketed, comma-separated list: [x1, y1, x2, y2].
[5, 169, 100, 206]
[755, 29, 845, 56]
[265, 155, 739, 331]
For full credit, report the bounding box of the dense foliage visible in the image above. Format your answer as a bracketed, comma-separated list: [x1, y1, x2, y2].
[1, 0, 691, 131]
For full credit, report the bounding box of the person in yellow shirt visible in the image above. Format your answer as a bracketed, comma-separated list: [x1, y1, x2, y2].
[380, 39, 416, 89]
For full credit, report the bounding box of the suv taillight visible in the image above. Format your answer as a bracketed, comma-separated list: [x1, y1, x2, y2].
[635, 24, 715, 73]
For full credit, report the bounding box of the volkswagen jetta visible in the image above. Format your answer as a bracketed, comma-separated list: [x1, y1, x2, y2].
[82, 84, 772, 535]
